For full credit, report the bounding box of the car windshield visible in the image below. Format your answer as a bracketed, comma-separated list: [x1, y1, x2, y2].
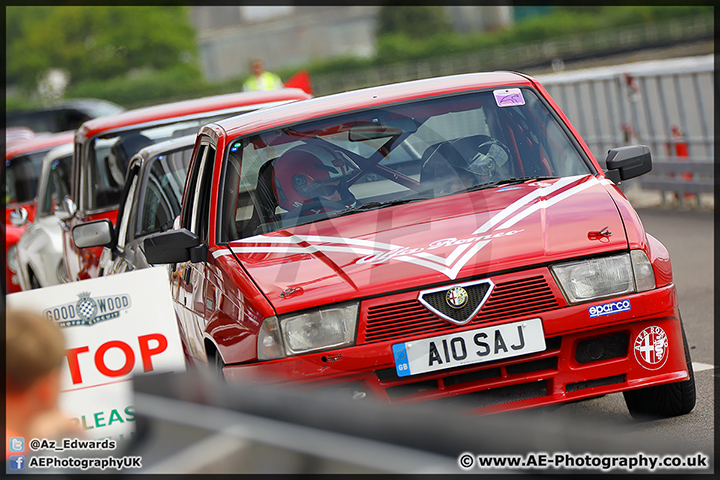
[38, 153, 73, 216]
[220, 88, 594, 241]
[4, 151, 46, 205]
[135, 145, 194, 238]
[87, 112, 246, 212]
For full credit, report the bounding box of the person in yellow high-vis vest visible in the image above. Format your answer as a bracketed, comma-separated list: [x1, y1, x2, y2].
[243, 59, 283, 92]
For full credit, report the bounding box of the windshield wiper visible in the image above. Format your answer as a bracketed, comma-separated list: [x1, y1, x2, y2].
[462, 176, 559, 193]
[330, 197, 428, 219]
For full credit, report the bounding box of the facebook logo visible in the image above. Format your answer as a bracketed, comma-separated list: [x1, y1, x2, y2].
[9, 455, 25, 470]
[9, 437, 24, 452]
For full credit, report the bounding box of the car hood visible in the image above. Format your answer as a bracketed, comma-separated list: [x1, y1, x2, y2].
[17, 216, 64, 253]
[220, 175, 629, 314]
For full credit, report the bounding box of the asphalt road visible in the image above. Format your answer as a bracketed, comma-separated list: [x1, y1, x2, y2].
[514, 205, 715, 473]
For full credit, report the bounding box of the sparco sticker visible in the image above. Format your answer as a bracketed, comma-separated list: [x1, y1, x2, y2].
[633, 326, 669, 370]
[588, 299, 631, 318]
[43, 291, 131, 327]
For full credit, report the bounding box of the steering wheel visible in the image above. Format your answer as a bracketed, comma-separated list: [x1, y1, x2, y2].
[284, 199, 349, 220]
[467, 138, 512, 182]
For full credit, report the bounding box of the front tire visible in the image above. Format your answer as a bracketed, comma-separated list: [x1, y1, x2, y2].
[206, 344, 227, 384]
[623, 321, 696, 419]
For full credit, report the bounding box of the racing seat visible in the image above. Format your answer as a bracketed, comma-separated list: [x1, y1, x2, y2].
[420, 134, 496, 189]
[238, 159, 280, 237]
[255, 160, 280, 223]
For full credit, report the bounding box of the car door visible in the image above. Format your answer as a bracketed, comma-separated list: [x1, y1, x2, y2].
[129, 144, 194, 271]
[104, 163, 141, 276]
[172, 137, 216, 364]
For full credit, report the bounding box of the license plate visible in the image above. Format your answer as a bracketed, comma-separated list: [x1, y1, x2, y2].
[392, 318, 545, 377]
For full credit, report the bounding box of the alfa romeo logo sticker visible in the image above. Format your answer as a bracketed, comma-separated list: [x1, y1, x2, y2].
[633, 326, 669, 370]
[446, 287, 469, 309]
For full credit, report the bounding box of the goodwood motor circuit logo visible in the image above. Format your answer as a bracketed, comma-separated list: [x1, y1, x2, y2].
[633, 326, 669, 370]
[43, 291, 132, 327]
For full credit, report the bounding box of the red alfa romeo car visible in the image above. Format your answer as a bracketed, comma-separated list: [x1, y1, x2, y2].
[59, 88, 311, 282]
[144, 72, 695, 418]
[4, 131, 75, 293]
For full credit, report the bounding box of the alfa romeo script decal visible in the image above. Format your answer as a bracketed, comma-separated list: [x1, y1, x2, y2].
[217, 175, 610, 280]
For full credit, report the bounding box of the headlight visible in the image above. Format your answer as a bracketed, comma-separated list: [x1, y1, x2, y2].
[257, 303, 359, 360]
[7, 244, 19, 273]
[551, 250, 655, 304]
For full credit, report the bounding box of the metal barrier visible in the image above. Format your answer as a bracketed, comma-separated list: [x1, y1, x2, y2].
[128, 371, 697, 474]
[536, 55, 714, 203]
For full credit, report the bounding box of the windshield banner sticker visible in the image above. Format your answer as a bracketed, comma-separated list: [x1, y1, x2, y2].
[219, 175, 605, 280]
[494, 88, 525, 107]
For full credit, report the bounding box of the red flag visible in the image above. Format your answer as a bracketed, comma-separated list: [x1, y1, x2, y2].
[284, 70, 312, 95]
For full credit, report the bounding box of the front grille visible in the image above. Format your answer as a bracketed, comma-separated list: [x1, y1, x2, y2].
[428, 381, 548, 410]
[362, 275, 559, 344]
[566, 375, 626, 393]
[419, 280, 492, 324]
[374, 336, 561, 409]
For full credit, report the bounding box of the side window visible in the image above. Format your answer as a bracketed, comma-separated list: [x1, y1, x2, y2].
[183, 144, 207, 231]
[41, 154, 73, 216]
[184, 139, 216, 245]
[116, 172, 138, 250]
[135, 147, 192, 238]
[5, 152, 45, 205]
[73, 141, 83, 205]
[196, 146, 216, 244]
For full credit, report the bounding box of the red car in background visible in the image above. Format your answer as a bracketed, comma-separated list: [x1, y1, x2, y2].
[4, 131, 75, 293]
[59, 88, 311, 283]
[5, 127, 36, 146]
[145, 72, 695, 419]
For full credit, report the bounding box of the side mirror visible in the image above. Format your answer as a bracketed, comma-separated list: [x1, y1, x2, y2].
[72, 219, 115, 249]
[54, 197, 77, 222]
[144, 228, 207, 265]
[604, 145, 652, 183]
[9, 207, 28, 227]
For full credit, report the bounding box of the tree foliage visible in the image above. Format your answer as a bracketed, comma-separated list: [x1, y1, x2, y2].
[376, 5, 453, 39]
[6, 6, 199, 91]
[372, 5, 713, 66]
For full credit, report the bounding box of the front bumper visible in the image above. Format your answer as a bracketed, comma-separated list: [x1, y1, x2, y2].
[223, 268, 688, 414]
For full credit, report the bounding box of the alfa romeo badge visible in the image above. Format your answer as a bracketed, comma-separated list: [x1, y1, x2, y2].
[446, 286, 469, 309]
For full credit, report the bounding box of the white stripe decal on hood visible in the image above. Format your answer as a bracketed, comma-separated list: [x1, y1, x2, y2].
[497, 177, 599, 230]
[218, 175, 600, 279]
[472, 175, 581, 235]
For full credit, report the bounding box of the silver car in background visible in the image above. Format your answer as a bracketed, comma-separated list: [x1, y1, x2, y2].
[72, 134, 195, 275]
[16, 143, 74, 289]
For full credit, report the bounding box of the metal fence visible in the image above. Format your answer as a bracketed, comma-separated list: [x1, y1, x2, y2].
[311, 15, 714, 97]
[535, 54, 714, 201]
